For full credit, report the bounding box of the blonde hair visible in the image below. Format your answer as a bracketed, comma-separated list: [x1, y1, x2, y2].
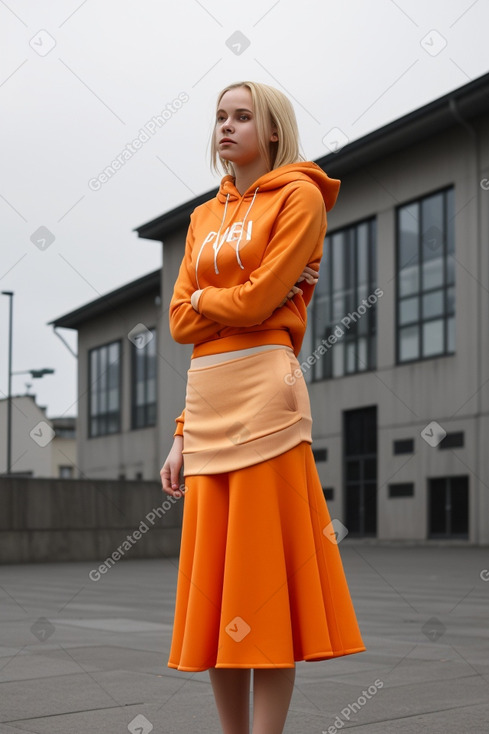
[210, 81, 303, 176]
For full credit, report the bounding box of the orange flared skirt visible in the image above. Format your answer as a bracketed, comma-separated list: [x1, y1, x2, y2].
[167, 440, 366, 671]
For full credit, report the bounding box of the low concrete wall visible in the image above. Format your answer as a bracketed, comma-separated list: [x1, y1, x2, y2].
[0, 477, 183, 564]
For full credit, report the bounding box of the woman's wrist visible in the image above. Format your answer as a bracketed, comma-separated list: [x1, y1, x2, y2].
[191, 289, 203, 311]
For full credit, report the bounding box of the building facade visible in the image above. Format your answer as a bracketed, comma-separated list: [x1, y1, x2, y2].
[0, 395, 76, 478]
[50, 270, 163, 480]
[53, 73, 489, 543]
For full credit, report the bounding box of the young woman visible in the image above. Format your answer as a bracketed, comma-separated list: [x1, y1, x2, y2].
[161, 81, 366, 734]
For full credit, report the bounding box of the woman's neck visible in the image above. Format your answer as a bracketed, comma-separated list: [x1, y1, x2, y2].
[233, 159, 270, 195]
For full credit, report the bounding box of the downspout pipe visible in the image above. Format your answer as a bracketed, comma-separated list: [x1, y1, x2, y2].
[448, 96, 481, 545]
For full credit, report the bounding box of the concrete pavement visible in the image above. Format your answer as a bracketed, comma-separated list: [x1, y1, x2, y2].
[1, 542, 488, 733]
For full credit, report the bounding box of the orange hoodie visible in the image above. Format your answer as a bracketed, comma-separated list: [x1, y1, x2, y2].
[169, 161, 340, 437]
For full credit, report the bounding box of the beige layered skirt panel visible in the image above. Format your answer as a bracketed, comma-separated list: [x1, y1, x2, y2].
[182, 346, 312, 475]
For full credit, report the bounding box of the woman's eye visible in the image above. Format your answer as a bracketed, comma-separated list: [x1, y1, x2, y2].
[216, 113, 251, 123]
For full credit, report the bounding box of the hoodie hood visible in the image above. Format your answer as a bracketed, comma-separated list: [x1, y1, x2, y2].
[217, 161, 340, 212]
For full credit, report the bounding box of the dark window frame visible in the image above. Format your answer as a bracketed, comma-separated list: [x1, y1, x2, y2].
[312, 448, 328, 463]
[393, 438, 414, 455]
[131, 326, 157, 430]
[311, 217, 377, 381]
[88, 339, 122, 438]
[343, 405, 378, 537]
[439, 431, 464, 449]
[323, 487, 334, 501]
[395, 186, 455, 364]
[389, 482, 414, 498]
[427, 475, 469, 539]
[59, 465, 75, 479]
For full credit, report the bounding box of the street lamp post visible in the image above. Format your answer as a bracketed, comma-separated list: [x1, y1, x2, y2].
[1, 291, 13, 475]
[2, 290, 55, 475]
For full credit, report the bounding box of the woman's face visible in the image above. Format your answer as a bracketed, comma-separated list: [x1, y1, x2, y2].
[215, 87, 267, 169]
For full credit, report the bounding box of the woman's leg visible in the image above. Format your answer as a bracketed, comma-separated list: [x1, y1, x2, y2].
[251, 666, 295, 734]
[209, 667, 251, 734]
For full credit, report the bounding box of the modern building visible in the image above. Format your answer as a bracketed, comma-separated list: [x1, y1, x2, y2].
[0, 395, 76, 477]
[51, 71, 489, 543]
[50, 269, 163, 480]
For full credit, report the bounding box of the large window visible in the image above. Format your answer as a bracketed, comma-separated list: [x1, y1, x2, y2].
[88, 341, 121, 437]
[131, 327, 157, 429]
[311, 219, 377, 380]
[396, 187, 455, 362]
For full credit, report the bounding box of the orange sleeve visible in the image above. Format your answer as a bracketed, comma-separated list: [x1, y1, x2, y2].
[174, 408, 185, 438]
[196, 183, 326, 327]
[169, 216, 226, 344]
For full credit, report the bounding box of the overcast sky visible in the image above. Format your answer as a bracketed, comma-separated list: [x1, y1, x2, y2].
[1, 0, 489, 420]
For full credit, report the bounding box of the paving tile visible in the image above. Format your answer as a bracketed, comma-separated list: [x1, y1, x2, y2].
[0, 546, 488, 733]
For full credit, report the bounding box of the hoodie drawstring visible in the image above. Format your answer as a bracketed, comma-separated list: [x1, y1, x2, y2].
[194, 193, 230, 289]
[195, 187, 260, 287]
[235, 187, 259, 270]
[213, 193, 230, 274]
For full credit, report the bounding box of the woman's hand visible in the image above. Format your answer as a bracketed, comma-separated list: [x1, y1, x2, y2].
[160, 435, 185, 498]
[278, 285, 302, 307]
[278, 265, 319, 307]
[297, 265, 320, 286]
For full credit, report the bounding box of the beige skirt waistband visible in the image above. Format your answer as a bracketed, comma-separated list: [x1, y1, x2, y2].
[182, 347, 312, 476]
[190, 343, 293, 368]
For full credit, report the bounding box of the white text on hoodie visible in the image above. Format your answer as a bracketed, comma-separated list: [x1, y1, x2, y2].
[201, 220, 253, 249]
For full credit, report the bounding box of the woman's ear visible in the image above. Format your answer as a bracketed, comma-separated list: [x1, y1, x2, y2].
[271, 130, 279, 142]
